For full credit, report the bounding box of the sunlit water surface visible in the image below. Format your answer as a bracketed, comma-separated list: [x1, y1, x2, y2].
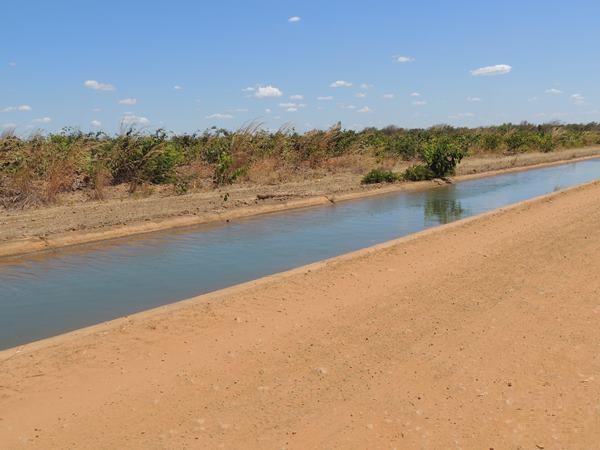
[1, 158, 599, 349]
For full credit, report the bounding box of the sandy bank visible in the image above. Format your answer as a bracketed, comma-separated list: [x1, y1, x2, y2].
[1, 179, 600, 448]
[1, 146, 600, 258]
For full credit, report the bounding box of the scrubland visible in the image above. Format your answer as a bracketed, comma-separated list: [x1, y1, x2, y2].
[2, 122, 600, 209]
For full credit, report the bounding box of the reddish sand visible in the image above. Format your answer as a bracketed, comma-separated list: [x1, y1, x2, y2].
[1, 181, 599, 448]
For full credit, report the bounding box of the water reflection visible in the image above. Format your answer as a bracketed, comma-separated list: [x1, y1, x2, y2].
[424, 198, 466, 225]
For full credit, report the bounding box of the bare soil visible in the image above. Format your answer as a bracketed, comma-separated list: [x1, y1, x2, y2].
[1, 179, 599, 448]
[1, 147, 599, 254]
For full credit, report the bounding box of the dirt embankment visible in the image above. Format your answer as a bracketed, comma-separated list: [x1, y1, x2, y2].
[1, 179, 600, 449]
[1, 146, 599, 258]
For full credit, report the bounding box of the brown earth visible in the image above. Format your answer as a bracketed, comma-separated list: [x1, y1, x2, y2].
[1, 178, 600, 449]
[1, 147, 599, 258]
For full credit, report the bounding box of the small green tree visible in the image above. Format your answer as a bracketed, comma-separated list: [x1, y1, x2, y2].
[421, 138, 466, 178]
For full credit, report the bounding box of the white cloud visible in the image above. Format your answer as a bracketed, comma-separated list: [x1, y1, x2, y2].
[358, 106, 372, 113]
[528, 97, 538, 102]
[1, 104, 32, 113]
[409, 92, 421, 97]
[121, 114, 150, 126]
[470, 64, 512, 76]
[254, 85, 283, 98]
[571, 93, 585, 105]
[2, 123, 16, 129]
[242, 87, 255, 92]
[33, 117, 51, 123]
[290, 94, 303, 100]
[91, 120, 102, 128]
[355, 92, 367, 99]
[118, 98, 137, 105]
[265, 108, 272, 114]
[279, 102, 307, 111]
[288, 16, 301, 23]
[206, 113, 234, 120]
[92, 107, 102, 112]
[231, 108, 248, 112]
[330, 80, 352, 88]
[84, 80, 116, 91]
[342, 105, 357, 110]
[412, 100, 427, 106]
[545, 88, 563, 95]
[360, 83, 374, 89]
[393, 55, 414, 63]
[382, 94, 395, 99]
[466, 96, 482, 102]
[173, 85, 183, 91]
[317, 96, 333, 101]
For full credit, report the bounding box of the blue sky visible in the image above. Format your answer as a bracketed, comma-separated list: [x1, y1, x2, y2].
[2, 0, 599, 134]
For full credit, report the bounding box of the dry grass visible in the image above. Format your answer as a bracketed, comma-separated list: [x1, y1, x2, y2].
[244, 157, 289, 185]
[43, 160, 75, 203]
[0, 169, 40, 209]
[88, 164, 111, 200]
[320, 153, 374, 174]
[2, 122, 600, 210]
[456, 146, 600, 175]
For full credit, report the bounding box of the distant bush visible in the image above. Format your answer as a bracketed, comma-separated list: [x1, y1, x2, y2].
[403, 165, 435, 181]
[533, 132, 555, 153]
[482, 133, 502, 151]
[362, 168, 399, 184]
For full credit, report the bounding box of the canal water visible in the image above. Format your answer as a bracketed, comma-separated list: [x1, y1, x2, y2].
[1, 158, 599, 349]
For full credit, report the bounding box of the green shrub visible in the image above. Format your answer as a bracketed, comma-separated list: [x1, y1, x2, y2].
[213, 150, 245, 186]
[421, 138, 466, 177]
[482, 133, 502, 152]
[387, 133, 422, 159]
[504, 132, 529, 153]
[108, 129, 184, 191]
[534, 133, 555, 153]
[361, 168, 399, 184]
[402, 164, 435, 181]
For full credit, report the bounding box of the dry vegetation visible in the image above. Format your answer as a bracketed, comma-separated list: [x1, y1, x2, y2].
[1, 122, 600, 210]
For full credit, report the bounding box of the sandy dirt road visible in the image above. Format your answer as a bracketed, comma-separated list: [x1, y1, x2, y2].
[1, 181, 600, 449]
